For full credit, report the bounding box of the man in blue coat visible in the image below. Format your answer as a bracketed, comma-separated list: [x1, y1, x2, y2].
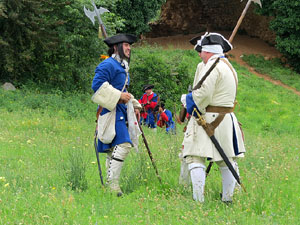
[91, 34, 142, 196]
[139, 84, 158, 128]
[155, 103, 175, 134]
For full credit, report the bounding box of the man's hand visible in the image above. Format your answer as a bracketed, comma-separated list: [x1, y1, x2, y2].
[135, 108, 140, 122]
[119, 92, 131, 104]
[158, 107, 163, 114]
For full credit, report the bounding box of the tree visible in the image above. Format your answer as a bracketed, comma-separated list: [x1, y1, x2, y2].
[115, 0, 165, 35]
[258, 0, 300, 73]
[0, 0, 124, 91]
[0, 0, 61, 83]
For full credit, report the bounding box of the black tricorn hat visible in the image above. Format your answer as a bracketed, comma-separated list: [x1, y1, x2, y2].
[104, 34, 137, 47]
[189, 32, 232, 53]
[143, 84, 154, 92]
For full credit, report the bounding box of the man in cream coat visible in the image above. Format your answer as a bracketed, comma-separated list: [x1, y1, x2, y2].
[91, 34, 141, 196]
[181, 32, 245, 203]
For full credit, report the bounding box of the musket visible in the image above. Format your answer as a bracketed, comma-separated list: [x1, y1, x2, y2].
[193, 108, 246, 192]
[94, 128, 104, 185]
[138, 122, 162, 184]
[84, 0, 109, 38]
[173, 104, 177, 133]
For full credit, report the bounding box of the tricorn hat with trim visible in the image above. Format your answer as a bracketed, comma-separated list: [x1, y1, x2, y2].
[190, 32, 232, 53]
[104, 34, 137, 47]
[143, 84, 154, 92]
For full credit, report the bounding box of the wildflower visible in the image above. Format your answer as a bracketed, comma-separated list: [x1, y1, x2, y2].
[0, 177, 6, 182]
[91, 161, 96, 164]
[27, 139, 32, 144]
[4, 183, 9, 187]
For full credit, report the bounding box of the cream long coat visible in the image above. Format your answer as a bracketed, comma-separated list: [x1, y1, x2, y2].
[183, 54, 246, 161]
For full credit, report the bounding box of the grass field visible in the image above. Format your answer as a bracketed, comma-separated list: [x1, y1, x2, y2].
[1, 54, 300, 224]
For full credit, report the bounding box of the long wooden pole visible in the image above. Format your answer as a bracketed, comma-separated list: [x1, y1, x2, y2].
[138, 123, 162, 184]
[229, 0, 253, 43]
[207, 0, 257, 178]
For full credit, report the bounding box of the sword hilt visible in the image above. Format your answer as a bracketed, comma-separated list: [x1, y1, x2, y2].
[193, 108, 206, 126]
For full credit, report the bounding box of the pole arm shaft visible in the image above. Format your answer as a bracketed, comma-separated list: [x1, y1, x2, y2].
[229, 0, 252, 43]
[91, 0, 108, 38]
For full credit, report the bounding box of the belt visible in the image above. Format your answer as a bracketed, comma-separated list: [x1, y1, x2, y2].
[206, 105, 234, 113]
[194, 106, 234, 137]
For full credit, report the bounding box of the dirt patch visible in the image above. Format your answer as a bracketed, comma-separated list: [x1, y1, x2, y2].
[141, 32, 300, 96]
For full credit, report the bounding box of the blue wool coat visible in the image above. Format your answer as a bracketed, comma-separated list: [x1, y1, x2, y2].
[92, 57, 132, 153]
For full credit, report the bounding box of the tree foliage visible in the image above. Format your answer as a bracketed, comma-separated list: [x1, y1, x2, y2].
[115, 0, 165, 35]
[0, 0, 165, 91]
[258, 0, 300, 73]
[129, 47, 197, 109]
[0, 0, 124, 91]
[0, 0, 61, 82]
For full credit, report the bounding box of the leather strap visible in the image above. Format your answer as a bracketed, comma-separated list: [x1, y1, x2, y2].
[195, 59, 239, 136]
[193, 58, 220, 90]
[196, 106, 234, 136]
[220, 58, 238, 99]
[206, 106, 234, 113]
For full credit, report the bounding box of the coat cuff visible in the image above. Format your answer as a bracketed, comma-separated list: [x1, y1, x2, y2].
[91, 81, 121, 111]
[130, 95, 142, 110]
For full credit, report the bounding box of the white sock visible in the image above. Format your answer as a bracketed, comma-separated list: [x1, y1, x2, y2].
[189, 163, 206, 202]
[220, 166, 236, 202]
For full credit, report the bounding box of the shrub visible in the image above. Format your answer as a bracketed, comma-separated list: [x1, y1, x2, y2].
[129, 46, 198, 109]
[115, 0, 165, 35]
[258, 0, 300, 73]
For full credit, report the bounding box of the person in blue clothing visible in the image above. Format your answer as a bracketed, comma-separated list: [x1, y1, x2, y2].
[91, 34, 142, 196]
[155, 103, 175, 134]
[139, 84, 159, 128]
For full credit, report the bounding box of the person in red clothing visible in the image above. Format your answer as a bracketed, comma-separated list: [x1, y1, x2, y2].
[138, 84, 158, 128]
[155, 103, 175, 134]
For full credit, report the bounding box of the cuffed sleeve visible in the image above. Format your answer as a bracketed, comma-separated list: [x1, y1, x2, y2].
[131, 96, 142, 110]
[91, 81, 121, 111]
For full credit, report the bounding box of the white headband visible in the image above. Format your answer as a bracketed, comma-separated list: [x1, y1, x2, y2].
[201, 44, 223, 54]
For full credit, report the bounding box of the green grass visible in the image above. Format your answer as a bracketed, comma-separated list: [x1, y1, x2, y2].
[1, 51, 300, 224]
[242, 54, 300, 91]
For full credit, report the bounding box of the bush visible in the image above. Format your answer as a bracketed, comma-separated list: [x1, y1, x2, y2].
[258, 0, 300, 73]
[129, 46, 198, 109]
[115, 0, 165, 35]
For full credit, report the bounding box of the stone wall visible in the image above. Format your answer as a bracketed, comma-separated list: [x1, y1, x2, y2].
[148, 0, 276, 44]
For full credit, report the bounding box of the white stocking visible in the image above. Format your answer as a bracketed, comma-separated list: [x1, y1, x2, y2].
[188, 163, 206, 202]
[220, 166, 236, 202]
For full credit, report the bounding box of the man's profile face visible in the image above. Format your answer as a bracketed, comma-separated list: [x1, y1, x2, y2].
[199, 51, 212, 64]
[145, 89, 152, 96]
[123, 42, 131, 58]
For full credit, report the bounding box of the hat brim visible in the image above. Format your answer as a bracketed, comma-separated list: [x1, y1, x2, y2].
[143, 84, 154, 91]
[189, 35, 202, 46]
[104, 34, 137, 47]
[208, 35, 232, 53]
[190, 33, 232, 53]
